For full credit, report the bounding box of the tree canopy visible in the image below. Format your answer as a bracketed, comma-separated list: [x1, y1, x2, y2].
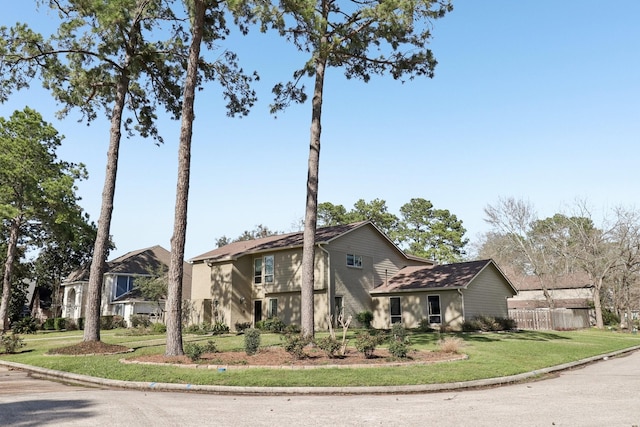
[318, 197, 468, 263]
[0, 107, 89, 330]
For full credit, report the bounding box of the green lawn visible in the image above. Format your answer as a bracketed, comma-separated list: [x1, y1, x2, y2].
[2, 329, 639, 387]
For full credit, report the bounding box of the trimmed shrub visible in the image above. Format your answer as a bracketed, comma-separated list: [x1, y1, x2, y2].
[416, 318, 435, 333]
[388, 340, 410, 359]
[12, 317, 38, 334]
[0, 333, 25, 354]
[390, 323, 407, 342]
[234, 321, 251, 333]
[130, 314, 151, 328]
[282, 333, 311, 359]
[203, 340, 218, 353]
[54, 317, 66, 331]
[43, 318, 55, 330]
[100, 315, 114, 330]
[258, 317, 286, 333]
[211, 321, 230, 335]
[77, 318, 84, 330]
[355, 331, 384, 358]
[244, 328, 261, 356]
[152, 322, 167, 333]
[184, 342, 204, 361]
[356, 311, 373, 329]
[316, 336, 341, 358]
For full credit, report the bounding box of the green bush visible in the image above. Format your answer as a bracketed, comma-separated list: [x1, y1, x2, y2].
[54, 317, 66, 331]
[211, 321, 230, 335]
[282, 333, 311, 359]
[462, 316, 517, 332]
[65, 319, 78, 331]
[602, 309, 620, 326]
[390, 323, 407, 342]
[130, 314, 151, 328]
[244, 328, 261, 356]
[12, 317, 39, 334]
[184, 342, 204, 361]
[284, 323, 301, 334]
[77, 318, 84, 330]
[388, 340, 410, 359]
[356, 311, 373, 329]
[315, 336, 341, 358]
[152, 322, 167, 333]
[203, 340, 218, 353]
[355, 331, 384, 358]
[100, 316, 114, 330]
[257, 317, 286, 333]
[43, 318, 55, 330]
[0, 333, 25, 354]
[234, 321, 252, 333]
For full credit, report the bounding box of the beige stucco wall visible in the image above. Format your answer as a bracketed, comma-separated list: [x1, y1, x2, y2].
[371, 290, 463, 330]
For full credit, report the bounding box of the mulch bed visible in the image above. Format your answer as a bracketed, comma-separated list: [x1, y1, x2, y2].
[126, 346, 464, 368]
[47, 341, 132, 356]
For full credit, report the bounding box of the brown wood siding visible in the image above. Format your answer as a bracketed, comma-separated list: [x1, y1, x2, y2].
[463, 264, 514, 319]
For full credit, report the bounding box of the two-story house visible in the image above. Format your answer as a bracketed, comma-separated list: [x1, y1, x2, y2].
[189, 221, 516, 331]
[61, 245, 192, 325]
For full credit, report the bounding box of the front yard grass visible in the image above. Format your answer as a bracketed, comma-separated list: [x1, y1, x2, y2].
[1, 328, 639, 387]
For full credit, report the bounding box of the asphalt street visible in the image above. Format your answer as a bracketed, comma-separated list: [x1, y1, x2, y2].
[1, 350, 640, 426]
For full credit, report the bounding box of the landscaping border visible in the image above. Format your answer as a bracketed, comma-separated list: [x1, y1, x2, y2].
[2, 345, 639, 395]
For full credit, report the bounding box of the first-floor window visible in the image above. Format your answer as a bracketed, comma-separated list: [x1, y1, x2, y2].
[268, 298, 278, 318]
[428, 295, 442, 324]
[390, 297, 402, 324]
[115, 275, 135, 299]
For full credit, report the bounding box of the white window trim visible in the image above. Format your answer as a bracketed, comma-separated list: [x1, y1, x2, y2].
[390, 296, 402, 324]
[427, 294, 442, 324]
[346, 253, 363, 268]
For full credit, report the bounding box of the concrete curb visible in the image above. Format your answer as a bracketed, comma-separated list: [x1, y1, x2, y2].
[2, 345, 639, 396]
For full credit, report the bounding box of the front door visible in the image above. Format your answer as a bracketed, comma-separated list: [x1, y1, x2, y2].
[254, 300, 262, 325]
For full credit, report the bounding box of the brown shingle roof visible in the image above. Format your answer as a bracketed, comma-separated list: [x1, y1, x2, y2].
[190, 221, 371, 263]
[63, 245, 193, 295]
[371, 259, 510, 293]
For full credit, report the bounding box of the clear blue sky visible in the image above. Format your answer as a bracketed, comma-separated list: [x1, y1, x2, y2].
[2, 1, 639, 260]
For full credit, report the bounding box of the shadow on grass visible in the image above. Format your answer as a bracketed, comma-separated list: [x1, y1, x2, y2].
[408, 330, 572, 346]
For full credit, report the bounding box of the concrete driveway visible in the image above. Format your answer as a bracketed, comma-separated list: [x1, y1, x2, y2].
[2, 350, 640, 426]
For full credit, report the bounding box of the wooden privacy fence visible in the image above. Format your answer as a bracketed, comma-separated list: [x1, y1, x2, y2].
[509, 308, 592, 330]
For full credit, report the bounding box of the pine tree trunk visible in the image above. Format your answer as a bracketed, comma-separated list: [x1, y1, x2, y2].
[165, 0, 204, 356]
[0, 217, 21, 331]
[300, 50, 327, 338]
[82, 73, 129, 342]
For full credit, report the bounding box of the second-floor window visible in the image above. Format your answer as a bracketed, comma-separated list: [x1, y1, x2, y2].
[346, 253, 362, 268]
[115, 275, 135, 299]
[254, 255, 274, 284]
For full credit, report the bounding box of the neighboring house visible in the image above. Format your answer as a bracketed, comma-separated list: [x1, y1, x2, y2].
[189, 221, 516, 331]
[507, 274, 593, 310]
[61, 245, 192, 325]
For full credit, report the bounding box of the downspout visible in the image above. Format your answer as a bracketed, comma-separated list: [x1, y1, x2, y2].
[458, 289, 465, 324]
[318, 243, 331, 321]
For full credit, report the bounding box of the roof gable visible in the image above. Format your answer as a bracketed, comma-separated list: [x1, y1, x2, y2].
[63, 245, 193, 286]
[190, 221, 386, 263]
[371, 259, 515, 294]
